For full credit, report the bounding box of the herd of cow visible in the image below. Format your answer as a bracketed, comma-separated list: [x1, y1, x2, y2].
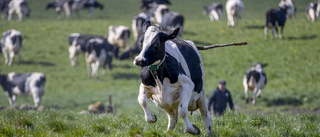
[0, 0, 319, 135]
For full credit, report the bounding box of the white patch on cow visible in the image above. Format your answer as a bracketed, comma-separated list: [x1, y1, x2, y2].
[70, 33, 80, 37]
[279, 0, 295, 19]
[107, 25, 130, 48]
[154, 4, 168, 24]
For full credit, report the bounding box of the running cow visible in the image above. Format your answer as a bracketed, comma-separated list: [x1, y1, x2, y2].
[0, 72, 46, 109]
[243, 63, 267, 105]
[1, 29, 22, 66]
[264, 6, 288, 39]
[133, 21, 247, 135]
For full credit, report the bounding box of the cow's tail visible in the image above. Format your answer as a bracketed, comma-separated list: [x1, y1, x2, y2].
[196, 42, 247, 50]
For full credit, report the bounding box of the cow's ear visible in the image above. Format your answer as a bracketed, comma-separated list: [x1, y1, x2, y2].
[167, 27, 180, 39]
[142, 21, 152, 33]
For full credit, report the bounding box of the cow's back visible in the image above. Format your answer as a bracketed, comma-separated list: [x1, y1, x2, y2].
[165, 39, 204, 93]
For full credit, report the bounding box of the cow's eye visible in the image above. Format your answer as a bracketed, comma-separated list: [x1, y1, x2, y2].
[154, 43, 159, 50]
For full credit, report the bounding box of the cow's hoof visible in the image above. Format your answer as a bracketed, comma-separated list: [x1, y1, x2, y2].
[187, 124, 200, 135]
[246, 99, 249, 104]
[147, 114, 157, 123]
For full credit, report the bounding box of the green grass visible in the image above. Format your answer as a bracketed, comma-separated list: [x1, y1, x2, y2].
[0, 0, 320, 136]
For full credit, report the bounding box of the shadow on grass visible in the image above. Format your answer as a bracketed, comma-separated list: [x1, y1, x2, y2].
[20, 60, 56, 67]
[245, 25, 265, 29]
[287, 35, 317, 40]
[263, 97, 303, 106]
[112, 72, 139, 80]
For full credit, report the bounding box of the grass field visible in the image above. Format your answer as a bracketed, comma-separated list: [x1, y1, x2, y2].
[0, 0, 320, 136]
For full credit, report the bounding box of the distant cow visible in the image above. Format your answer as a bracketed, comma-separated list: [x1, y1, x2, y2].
[243, 63, 267, 105]
[107, 25, 130, 59]
[279, 0, 296, 19]
[151, 4, 184, 36]
[0, 72, 46, 108]
[133, 21, 212, 135]
[264, 6, 288, 39]
[70, 0, 104, 18]
[46, 0, 71, 19]
[306, 1, 320, 22]
[132, 12, 150, 41]
[7, 0, 30, 21]
[1, 29, 22, 66]
[203, 2, 223, 22]
[85, 38, 113, 79]
[140, 0, 171, 12]
[68, 33, 100, 67]
[226, 0, 244, 27]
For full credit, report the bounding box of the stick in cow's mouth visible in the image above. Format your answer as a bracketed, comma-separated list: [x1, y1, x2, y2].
[197, 42, 248, 50]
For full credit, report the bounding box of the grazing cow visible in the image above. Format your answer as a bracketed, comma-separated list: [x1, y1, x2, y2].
[1, 29, 22, 66]
[279, 0, 296, 19]
[306, 1, 320, 22]
[140, 0, 171, 12]
[0, 0, 11, 19]
[7, 0, 30, 21]
[107, 25, 130, 59]
[133, 21, 212, 135]
[132, 12, 150, 41]
[70, 0, 104, 18]
[151, 4, 184, 36]
[0, 72, 46, 108]
[203, 2, 223, 22]
[243, 63, 267, 105]
[226, 0, 244, 27]
[46, 0, 71, 19]
[68, 33, 101, 67]
[85, 38, 113, 79]
[264, 6, 288, 40]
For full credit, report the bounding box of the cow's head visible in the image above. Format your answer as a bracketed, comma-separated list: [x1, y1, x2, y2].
[46, 2, 56, 10]
[133, 21, 179, 67]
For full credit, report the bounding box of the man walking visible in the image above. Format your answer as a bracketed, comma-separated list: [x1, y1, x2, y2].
[208, 80, 234, 116]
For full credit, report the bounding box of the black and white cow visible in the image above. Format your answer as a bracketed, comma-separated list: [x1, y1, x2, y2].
[1, 29, 22, 66]
[85, 38, 113, 79]
[203, 2, 223, 22]
[264, 6, 288, 40]
[133, 21, 212, 135]
[132, 12, 150, 41]
[46, 0, 71, 19]
[107, 25, 130, 59]
[243, 63, 267, 105]
[306, 1, 320, 22]
[0, 72, 46, 108]
[140, 0, 171, 12]
[70, 0, 104, 18]
[0, 0, 11, 19]
[151, 4, 184, 36]
[226, 0, 244, 27]
[7, 0, 30, 21]
[279, 0, 296, 19]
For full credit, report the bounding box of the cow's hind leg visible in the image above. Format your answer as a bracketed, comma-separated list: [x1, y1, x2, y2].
[179, 88, 200, 135]
[264, 26, 268, 40]
[252, 88, 259, 105]
[138, 84, 157, 123]
[243, 78, 249, 103]
[257, 89, 262, 98]
[196, 90, 212, 136]
[165, 109, 178, 131]
[31, 88, 41, 108]
[279, 26, 284, 39]
[8, 51, 15, 66]
[3, 50, 9, 65]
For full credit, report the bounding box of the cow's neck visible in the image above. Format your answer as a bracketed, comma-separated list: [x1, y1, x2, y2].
[148, 56, 166, 91]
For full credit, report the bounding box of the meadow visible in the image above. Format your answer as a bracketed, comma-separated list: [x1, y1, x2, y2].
[0, 0, 319, 136]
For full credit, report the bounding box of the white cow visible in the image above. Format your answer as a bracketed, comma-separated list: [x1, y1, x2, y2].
[0, 29, 22, 66]
[7, 0, 30, 21]
[0, 72, 46, 108]
[279, 0, 296, 19]
[226, 0, 244, 27]
[243, 63, 267, 105]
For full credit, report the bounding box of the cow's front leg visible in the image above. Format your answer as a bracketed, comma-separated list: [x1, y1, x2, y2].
[165, 109, 178, 131]
[92, 62, 100, 79]
[2, 50, 8, 65]
[179, 87, 200, 135]
[86, 62, 92, 78]
[138, 84, 157, 123]
[8, 52, 15, 66]
[17, 50, 21, 66]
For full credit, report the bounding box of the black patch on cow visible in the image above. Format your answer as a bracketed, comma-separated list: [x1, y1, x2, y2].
[246, 70, 260, 84]
[140, 66, 156, 87]
[68, 34, 100, 52]
[11, 73, 31, 92]
[262, 72, 267, 85]
[11, 35, 22, 47]
[35, 75, 46, 87]
[171, 39, 203, 93]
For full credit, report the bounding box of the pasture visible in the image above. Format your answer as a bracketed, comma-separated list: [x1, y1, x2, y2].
[0, 0, 320, 136]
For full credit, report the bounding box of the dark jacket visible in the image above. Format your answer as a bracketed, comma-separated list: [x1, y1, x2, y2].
[207, 87, 234, 116]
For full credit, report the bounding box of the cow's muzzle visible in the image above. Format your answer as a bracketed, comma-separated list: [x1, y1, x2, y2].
[133, 56, 145, 67]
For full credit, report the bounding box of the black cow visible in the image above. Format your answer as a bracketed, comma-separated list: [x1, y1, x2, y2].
[264, 6, 288, 39]
[243, 63, 267, 105]
[0, 72, 46, 108]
